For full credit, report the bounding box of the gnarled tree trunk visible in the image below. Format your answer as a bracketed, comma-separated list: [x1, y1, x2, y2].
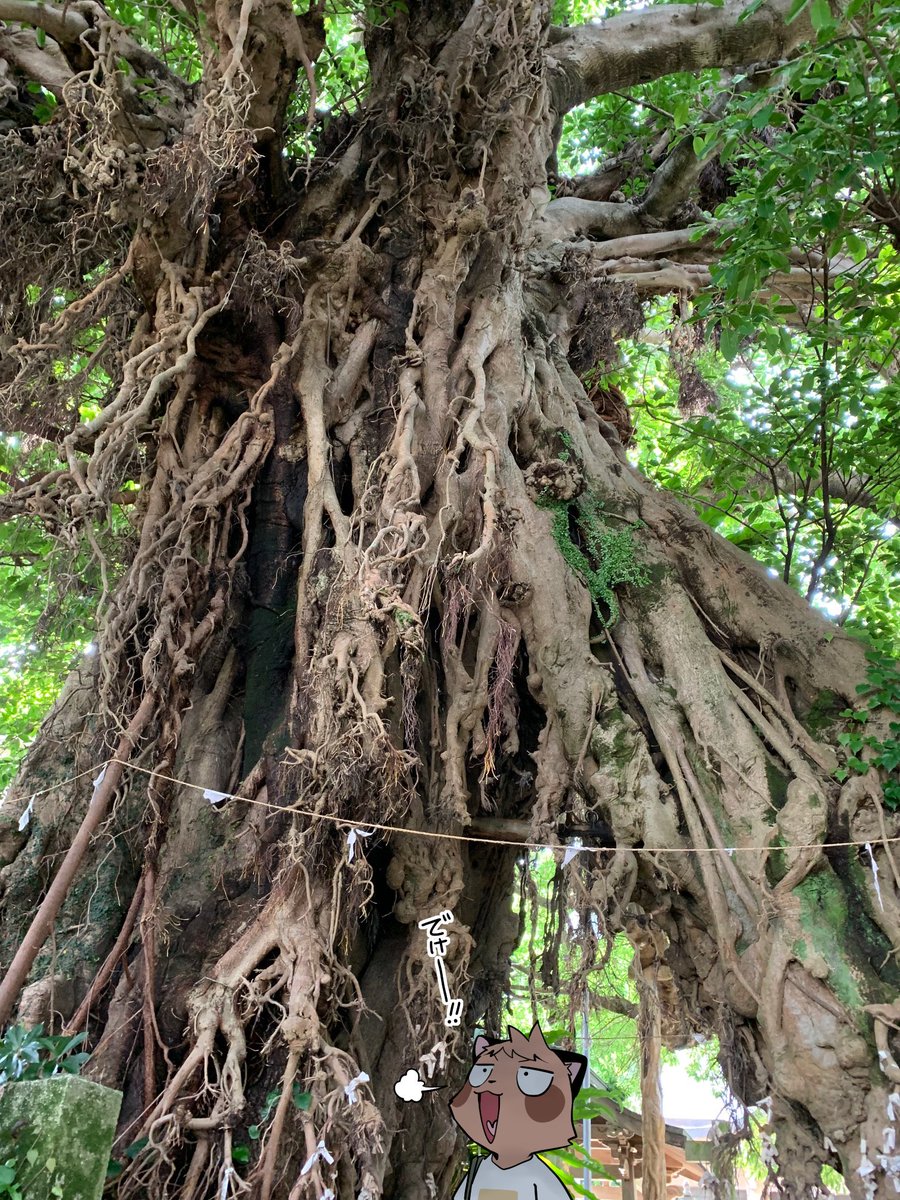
[0, 2, 897, 1198]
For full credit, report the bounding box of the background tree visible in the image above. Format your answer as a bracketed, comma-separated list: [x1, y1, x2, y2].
[0, 0, 898, 1198]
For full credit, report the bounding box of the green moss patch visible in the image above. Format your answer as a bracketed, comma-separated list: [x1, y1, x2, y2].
[0, 1075, 122, 1200]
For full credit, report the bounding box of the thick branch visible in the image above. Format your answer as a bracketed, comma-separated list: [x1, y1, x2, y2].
[0, 25, 71, 93]
[704, 463, 899, 523]
[0, 0, 88, 45]
[547, 0, 814, 112]
[572, 226, 717, 258]
[0, 0, 188, 90]
[539, 195, 648, 240]
[582, 247, 861, 307]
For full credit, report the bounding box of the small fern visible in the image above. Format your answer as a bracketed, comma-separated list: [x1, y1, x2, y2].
[545, 493, 649, 626]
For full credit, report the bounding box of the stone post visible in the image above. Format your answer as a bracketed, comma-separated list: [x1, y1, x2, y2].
[0, 1074, 122, 1199]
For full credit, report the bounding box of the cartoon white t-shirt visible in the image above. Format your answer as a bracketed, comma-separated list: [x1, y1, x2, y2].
[452, 1155, 572, 1200]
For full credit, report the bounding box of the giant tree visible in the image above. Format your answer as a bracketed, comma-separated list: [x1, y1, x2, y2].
[0, 0, 898, 1197]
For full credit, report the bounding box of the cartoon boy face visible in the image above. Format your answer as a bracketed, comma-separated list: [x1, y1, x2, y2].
[449, 1023, 587, 1169]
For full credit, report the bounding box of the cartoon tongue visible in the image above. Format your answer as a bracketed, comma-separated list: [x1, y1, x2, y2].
[478, 1092, 501, 1144]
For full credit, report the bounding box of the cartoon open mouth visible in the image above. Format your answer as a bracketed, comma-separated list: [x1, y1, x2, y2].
[478, 1091, 500, 1144]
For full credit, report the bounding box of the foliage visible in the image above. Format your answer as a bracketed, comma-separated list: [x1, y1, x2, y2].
[0, 1147, 64, 1200]
[557, 0, 900, 654]
[0, 1024, 89, 1085]
[247, 1083, 313, 1142]
[625, 329, 900, 648]
[508, 855, 639, 1102]
[546, 494, 651, 626]
[836, 650, 900, 808]
[0, 434, 105, 791]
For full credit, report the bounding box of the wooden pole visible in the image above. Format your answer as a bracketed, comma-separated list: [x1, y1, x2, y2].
[626, 917, 668, 1200]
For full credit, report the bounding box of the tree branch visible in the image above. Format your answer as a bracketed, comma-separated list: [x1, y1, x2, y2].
[539, 195, 648, 240]
[0, 0, 88, 46]
[573, 226, 718, 258]
[706, 463, 900, 523]
[0, 0, 189, 91]
[547, 0, 814, 112]
[0, 25, 71, 94]
[636, 87, 737, 221]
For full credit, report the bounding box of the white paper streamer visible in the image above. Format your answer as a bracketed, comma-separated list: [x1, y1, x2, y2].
[322, 1190, 335, 1200]
[219, 1165, 234, 1200]
[562, 841, 582, 867]
[858, 1139, 876, 1177]
[203, 788, 230, 806]
[17, 796, 34, 832]
[865, 842, 884, 910]
[854, 1152, 878, 1180]
[884, 1128, 897, 1155]
[344, 1071, 370, 1105]
[346, 827, 373, 863]
[889, 1091, 900, 1122]
[91, 764, 107, 803]
[419, 1041, 447, 1080]
[301, 1141, 335, 1176]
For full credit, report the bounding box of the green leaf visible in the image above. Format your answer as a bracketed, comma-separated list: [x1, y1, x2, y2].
[883, 780, 900, 811]
[738, 0, 767, 20]
[260, 1089, 281, 1122]
[232, 1145, 250, 1165]
[845, 232, 868, 262]
[785, 0, 810, 20]
[751, 104, 774, 129]
[719, 327, 740, 363]
[810, 0, 833, 31]
[292, 1085, 312, 1111]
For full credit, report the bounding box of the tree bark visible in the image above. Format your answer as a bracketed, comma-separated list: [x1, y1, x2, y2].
[0, 2, 897, 1199]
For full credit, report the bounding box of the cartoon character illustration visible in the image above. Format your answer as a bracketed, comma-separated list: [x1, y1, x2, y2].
[449, 1022, 588, 1200]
